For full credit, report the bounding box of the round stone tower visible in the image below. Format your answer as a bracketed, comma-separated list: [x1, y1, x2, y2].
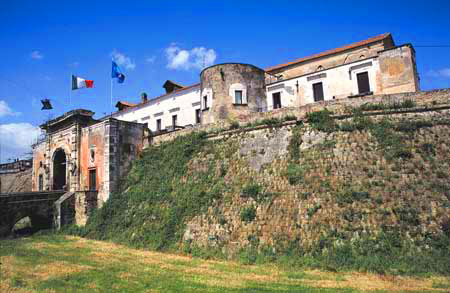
[200, 63, 267, 125]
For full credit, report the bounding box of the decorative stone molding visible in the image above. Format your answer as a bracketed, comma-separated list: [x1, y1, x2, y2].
[229, 83, 247, 104]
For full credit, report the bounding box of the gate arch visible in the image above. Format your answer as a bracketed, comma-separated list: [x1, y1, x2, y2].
[52, 148, 67, 190]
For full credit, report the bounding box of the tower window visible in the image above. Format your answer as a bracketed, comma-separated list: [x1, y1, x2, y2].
[203, 96, 208, 110]
[234, 90, 243, 104]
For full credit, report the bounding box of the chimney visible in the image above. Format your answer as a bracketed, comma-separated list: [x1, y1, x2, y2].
[141, 92, 148, 103]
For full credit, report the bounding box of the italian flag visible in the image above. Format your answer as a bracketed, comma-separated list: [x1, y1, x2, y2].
[72, 75, 94, 90]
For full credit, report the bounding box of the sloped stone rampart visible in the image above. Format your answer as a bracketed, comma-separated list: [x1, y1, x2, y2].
[0, 168, 32, 193]
[182, 108, 450, 255]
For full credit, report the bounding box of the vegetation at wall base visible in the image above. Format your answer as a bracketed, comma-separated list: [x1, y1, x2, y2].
[75, 131, 228, 251]
[64, 106, 450, 277]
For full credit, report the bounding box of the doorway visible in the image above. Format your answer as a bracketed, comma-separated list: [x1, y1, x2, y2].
[272, 92, 282, 109]
[357, 72, 370, 94]
[52, 149, 66, 190]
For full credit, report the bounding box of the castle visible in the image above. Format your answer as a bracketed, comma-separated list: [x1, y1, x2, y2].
[112, 33, 419, 131]
[31, 33, 420, 217]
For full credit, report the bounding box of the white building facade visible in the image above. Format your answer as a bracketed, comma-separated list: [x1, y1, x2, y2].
[112, 33, 419, 128]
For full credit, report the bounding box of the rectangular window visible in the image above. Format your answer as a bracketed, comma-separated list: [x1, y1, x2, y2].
[203, 96, 208, 110]
[313, 82, 324, 102]
[195, 109, 201, 124]
[89, 169, 96, 191]
[357, 72, 370, 94]
[272, 92, 282, 109]
[38, 174, 43, 191]
[156, 119, 162, 131]
[234, 90, 243, 104]
[172, 115, 178, 128]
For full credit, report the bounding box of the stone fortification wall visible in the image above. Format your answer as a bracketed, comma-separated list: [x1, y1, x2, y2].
[182, 108, 450, 254]
[0, 168, 32, 193]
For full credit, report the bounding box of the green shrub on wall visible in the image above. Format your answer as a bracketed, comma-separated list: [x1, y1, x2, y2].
[241, 184, 261, 199]
[80, 131, 230, 250]
[240, 206, 256, 222]
[306, 109, 336, 132]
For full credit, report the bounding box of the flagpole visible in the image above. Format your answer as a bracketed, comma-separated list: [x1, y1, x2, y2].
[110, 58, 113, 116]
[69, 73, 72, 110]
[110, 77, 113, 116]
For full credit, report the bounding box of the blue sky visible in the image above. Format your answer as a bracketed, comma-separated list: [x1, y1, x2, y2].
[0, 0, 449, 162]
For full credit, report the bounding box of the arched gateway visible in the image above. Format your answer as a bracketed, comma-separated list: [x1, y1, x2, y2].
[52, 148, 67, 190]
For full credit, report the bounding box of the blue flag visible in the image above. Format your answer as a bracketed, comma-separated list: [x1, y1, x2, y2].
[112, 61, 125, 83]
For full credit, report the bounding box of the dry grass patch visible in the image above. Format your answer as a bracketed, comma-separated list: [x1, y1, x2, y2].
[31, 261, 93, 281]
[2, 235, 449, 292]
[302, 270, 445, 292]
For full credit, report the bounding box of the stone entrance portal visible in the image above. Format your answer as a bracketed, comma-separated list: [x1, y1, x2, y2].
[53, 149, 66, 190]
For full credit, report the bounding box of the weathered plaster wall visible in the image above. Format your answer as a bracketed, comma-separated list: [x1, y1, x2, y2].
[378, 45, 419, 94]
[266, 57, 382, 109]
[80, 122, 106, 193]
[79, 119, 145, 205]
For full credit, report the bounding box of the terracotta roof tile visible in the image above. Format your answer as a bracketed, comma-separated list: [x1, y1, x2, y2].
[265, 33, 393, 72]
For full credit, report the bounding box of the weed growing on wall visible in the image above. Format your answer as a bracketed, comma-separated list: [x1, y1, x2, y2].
[306, 109, 336, 132]
[240, 206, 257, 222]
[79, 131, 229, 250]
[355, 99, 416, 112]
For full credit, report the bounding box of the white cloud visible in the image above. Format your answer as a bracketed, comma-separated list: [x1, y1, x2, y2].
[0, 123, 41, 160]
[146, 56, 156, 64]
[165, 43, 217, 70]
[0, 101, 21, 117]
[30, 50, 43, 60]
[427, 68, 450, 78]
[110, 50, 136, 70]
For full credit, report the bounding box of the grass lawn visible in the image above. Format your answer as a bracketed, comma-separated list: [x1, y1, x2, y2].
[0, 234, 448, 292]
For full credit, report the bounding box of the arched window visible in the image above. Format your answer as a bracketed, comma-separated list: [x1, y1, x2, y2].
[317, 65, 324, 71]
